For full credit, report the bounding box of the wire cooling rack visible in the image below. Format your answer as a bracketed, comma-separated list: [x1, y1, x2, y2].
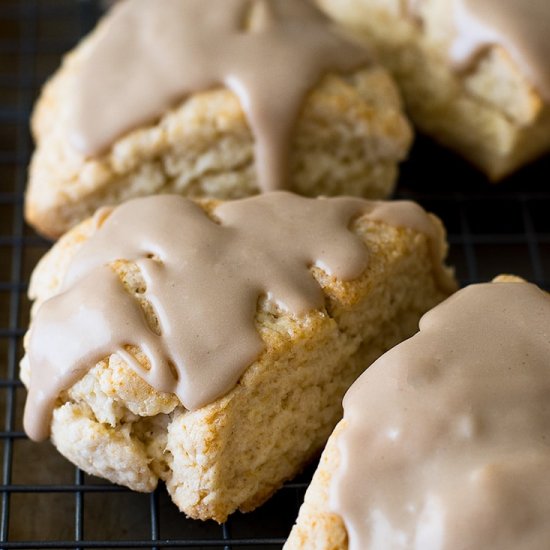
[0, 1, 549, 548]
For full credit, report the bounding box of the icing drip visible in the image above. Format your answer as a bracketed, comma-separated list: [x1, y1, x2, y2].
[408, 0, 550, 100]
[69, 0, 371, 191]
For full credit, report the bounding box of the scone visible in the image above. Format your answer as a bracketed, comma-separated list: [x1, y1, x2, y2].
[286, 276, 550, 549]
[21, 191, 455, 522]
[25, 0, 412, 239]
[317, 0, 550, 180]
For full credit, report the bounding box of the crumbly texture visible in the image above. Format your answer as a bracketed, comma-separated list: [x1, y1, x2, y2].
[284, 420, 349, 550]
[25, 16, 412, 239]
[284, 274, 527, 550]
[317, 0, 550, 180]
[21, 199, 454, 523]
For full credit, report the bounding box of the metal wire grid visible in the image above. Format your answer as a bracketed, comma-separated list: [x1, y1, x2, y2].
[0, 0, 549, 548]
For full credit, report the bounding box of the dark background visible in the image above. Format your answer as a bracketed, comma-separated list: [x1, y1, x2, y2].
[0, 1, 548, 548]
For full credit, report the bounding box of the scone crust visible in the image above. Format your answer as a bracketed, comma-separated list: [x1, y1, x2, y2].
[318, 0, 550, 180]
[25, 15, 412, 238]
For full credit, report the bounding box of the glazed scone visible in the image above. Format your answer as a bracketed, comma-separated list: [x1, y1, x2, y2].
[21, 192, 455, 522]
[286, 276, 550, 550]
[317, 0, 550, 180]
[25, 0, 412, 239]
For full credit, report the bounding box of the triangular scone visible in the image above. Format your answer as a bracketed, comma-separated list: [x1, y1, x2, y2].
[286, 276, 550, 549]
[317, 0, 550, 180]
[25, 0, 412, 239]
[21, 192, 454, 523]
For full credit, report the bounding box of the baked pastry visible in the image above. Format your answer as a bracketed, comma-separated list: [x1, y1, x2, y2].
[21, 191, 455, 522]
[317, 0, 550, 180]
[25, 0, 412, 239]
[286, 276, 550, 549]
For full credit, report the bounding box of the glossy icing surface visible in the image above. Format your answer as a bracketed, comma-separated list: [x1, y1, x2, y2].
[331, 281, 550, 549]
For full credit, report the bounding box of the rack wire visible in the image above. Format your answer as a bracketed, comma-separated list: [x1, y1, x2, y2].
[0, 1, 549, 548]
